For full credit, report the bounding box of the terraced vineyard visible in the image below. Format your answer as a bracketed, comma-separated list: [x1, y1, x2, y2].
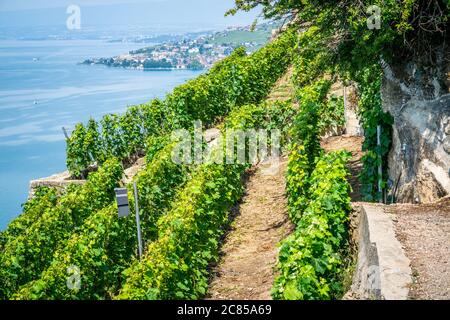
[0, 23, 354, 300]
[1, 30, 307, 300]
[2, 0, 448, 301]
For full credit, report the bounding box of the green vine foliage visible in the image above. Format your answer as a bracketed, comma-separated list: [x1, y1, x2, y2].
[0, 187, 58, 252]
[145, 134, 171, 164]
[291, 23, 392, 202]
[141, 99, 173, 137]
[134, 143, 191, 243]
[320, 95, 345, 134]
[13, 99, 293, 299]
[285, 144, 311, 225]
[120, 106, 146, 159]
[115, 101, 294, 300]
[65, 31, 296, 176]
[116, 161, 246, 300]
[275, 69, 351, 300]
[229, 0, 448, 203]
[13, 143, 190, 300]
[229, 1, 448, 65]
[0, 159, 123, 299]
[101, 114, 127, 161]
[291, 79, 339, 167]
[224, 100, 296, 139]
[285, 76, 346, 225]
[84, 118, 104, 164]
[355, 65, 394, 201]
[3, 33, 295, 300]
[292, 27, 335, 89]
[12, 204, 129, 300]
[272, 74, 352, 301]
[273, 150, 352, 300]
[66, 123, 88, 177]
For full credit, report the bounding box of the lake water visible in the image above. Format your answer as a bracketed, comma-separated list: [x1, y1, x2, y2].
[0, 39, 202, 229]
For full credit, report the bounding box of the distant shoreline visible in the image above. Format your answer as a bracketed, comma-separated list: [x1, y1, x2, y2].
[79, 62, 205, 71]
[80, 23, 276, 72]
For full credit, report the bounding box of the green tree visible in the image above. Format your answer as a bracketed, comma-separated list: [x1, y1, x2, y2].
[187, 60, 204, 70]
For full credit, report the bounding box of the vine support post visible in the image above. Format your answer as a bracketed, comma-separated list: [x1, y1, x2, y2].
[343, 86, 347, 126]
[377, 125, 383, 203]
[133, 182, 143, 259]
[62, 126, 69, 140]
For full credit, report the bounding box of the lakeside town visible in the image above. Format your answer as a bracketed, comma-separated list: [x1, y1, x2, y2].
[81, 23, 277, 70]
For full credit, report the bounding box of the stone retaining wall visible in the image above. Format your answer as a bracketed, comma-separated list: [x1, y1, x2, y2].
[350, 203, 412, 300]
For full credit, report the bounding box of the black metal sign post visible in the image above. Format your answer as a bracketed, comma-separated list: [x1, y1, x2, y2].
[114, 188, 130, 217]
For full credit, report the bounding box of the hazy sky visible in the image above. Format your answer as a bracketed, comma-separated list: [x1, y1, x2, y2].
[0, 0, 166, 11]
[0, 0, 261, 29]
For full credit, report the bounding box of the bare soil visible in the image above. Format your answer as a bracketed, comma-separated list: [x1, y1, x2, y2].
[206, 67, 296, 300]
[206, 157, 294, 300]
[266, 67, 294, 102]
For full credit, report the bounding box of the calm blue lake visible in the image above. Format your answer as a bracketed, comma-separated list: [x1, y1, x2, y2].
[0, 39, 201, 229]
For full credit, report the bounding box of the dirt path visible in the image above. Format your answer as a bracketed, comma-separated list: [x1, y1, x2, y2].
[387, 197, 450, 300]
[206, 157, 294, 300]
[207, 135, 364, 300]
[206, 66, 295, 300]
[266, 67, 294, 102]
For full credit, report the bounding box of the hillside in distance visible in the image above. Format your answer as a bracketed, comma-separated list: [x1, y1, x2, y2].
[82, 22, 278, 70]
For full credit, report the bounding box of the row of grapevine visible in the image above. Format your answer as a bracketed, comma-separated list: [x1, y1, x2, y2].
[272, 72, 351, 299]
[66, 30, 297, 177]
[223, 101, 296, 140]
[272, 149, 352, 300]
[115, 101, 295, 299]
[116, 161, 246, 299]
[0, 159, 123, 299]
[13, 141, 191, 299]
[11, 101, 293, 300]
[0, 187, 58, 252]
[285, 79, 345, 225]
[293, 25, 392, 202]
[292, 79, 345, 160]
[1, 30, 297, 300]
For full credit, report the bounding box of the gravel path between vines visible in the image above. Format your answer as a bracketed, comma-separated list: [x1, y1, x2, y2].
[387, 197, 450, 300]
[206, 157, 294, 300]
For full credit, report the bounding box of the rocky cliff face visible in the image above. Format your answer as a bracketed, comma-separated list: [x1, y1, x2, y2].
[381, 46, 450, 203]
